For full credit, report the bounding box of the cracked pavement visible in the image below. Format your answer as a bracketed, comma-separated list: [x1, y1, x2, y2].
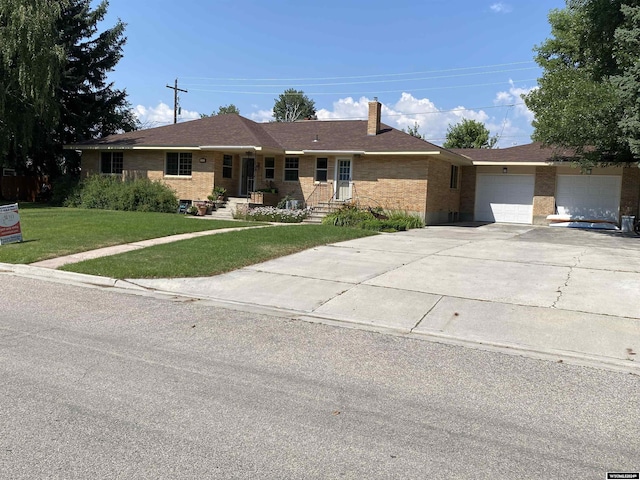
[120, 224, 640, 373]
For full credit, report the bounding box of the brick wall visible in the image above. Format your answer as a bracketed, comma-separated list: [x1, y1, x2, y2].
[425, 159, 461, 224]
[459, 166, 476, 221]
[351, 155, 429, 216]
[621, 166, 640, 216]
[533, 166, 556, 224]
[81, 149, 215, 202]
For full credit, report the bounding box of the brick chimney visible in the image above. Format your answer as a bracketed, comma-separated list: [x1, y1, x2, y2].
[367, 97, 381, 136]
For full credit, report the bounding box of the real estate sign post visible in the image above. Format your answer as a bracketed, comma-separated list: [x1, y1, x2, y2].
[0, 203, 23, 245]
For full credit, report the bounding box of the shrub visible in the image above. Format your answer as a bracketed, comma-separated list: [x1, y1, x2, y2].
[386, 211, 425, 229]
[51, 175, 81, 206]
[322, 203, 374, 227]
[323, 205, 425, 232]
[73, 175, 179, 213]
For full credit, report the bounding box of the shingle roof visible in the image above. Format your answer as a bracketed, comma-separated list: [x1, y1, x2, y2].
[450, 142, 579, 163]
[74, 114, 455, 154]
[79, 114, 282, 150]
[263, 120, 447, 152]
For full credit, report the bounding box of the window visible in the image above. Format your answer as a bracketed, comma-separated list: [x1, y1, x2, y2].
[315, 158, 328, 182]
[166, 152, 192, 176]
[100, 152, 123, 174]
[284, 157, 299, 181]
[223, 155, 233, 178]
[450, 165, 459, 189]
[264, 157, 275, 180]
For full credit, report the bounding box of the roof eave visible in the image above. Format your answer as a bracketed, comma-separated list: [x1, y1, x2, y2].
[474, 161, 551, 166]
[66, 145, 267, 152]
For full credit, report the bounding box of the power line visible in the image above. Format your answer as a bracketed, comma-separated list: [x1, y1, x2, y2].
[185, 78, 539, 96]
[180, 67, 538, 89]
[181, 60, 537, 82]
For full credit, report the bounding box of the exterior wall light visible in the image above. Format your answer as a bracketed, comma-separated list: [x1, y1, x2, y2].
[199, 158, 207, 163]
[503, 167, 508, 174]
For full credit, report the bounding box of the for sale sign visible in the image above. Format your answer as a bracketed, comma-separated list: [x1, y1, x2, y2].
[0, 203, 23, 245]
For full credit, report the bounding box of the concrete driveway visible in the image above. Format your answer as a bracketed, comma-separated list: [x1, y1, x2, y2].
[130, 224, 640, 372]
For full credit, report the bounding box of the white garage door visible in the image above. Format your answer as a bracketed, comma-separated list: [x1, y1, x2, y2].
[556, 175, 621, 221]
[475, 174, 535, 224]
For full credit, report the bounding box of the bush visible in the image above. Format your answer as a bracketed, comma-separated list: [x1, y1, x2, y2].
[51, 175, 81, 206]
[237, 206, 308, 223]
[323, 204, 425, 232]
[72, 175, 179, 213]
[322, 204, 374, 227]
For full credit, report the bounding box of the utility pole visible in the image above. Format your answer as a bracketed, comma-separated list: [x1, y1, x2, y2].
[166, 78, 188, 124]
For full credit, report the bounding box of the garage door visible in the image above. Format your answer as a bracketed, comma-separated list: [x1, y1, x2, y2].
[556, 175, 621, 221]
[475, 174, 535, 224]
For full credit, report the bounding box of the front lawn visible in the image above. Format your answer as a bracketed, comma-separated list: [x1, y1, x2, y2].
[62, 225, 377, 279]
[0, 205, 256, 264]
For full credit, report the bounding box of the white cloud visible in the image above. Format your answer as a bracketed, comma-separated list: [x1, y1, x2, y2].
[248, 109, 275, 123]
[494, 80, 537, 123]
[133, 102, 200, 128]
[490, 2, 513, 13]
[316, 93, 491, 146]
[248, 89, 535, 148]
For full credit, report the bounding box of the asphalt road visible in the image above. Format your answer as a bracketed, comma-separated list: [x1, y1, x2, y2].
[1, 276, 638, 479]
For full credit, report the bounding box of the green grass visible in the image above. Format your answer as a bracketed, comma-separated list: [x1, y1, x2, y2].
[0, 205, 256, 264]
[61, 225, 377, 279]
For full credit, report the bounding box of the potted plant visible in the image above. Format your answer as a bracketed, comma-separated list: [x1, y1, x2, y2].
[186, 205, 198, 216]
[195, 201, 208, 216]
[213, 186, 226, 201]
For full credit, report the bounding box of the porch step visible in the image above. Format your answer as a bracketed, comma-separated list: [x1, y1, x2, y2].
[303, 202, 342, 224]
[207, 197, 250, 220]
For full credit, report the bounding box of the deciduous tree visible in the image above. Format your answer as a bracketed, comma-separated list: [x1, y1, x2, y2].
[0, 0, 67, 156]
[1, 0, 137, 176]
[442, 119, 497, 149]
[273, 89, 316, 122]
[200, 104, 240, 117]
[523, 0, 640, 165]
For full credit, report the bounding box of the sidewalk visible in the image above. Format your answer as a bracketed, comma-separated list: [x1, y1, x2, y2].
[29, 224, 274, 269]
[4, 223, 640, 374]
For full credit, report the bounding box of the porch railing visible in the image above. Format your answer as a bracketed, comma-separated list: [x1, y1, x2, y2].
[304, 183, 333, 209]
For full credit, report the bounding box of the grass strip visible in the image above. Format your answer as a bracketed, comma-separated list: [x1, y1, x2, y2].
[0, 206, 256, 264]
[62, 224, 377, 279]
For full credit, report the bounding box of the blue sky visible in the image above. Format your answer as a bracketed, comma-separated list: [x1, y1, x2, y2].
[100, 0, 566, 147]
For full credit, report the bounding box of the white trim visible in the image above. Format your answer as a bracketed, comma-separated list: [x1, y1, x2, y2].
[474, 161, 550, 166]
[66, 145, 263, 151]
[362, 151, 440, 156]
[301, 150, 365, 155]
[335, 157, 353, 201]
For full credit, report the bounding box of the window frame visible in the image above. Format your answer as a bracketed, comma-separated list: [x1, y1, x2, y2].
[284, 156, 299, 182]
[100, 151, 123, 175]
[450, 164, 459, 189]
[264, 157, 275, 180]
[165, 152, 192, 177]
[315, 157, 328, 183]
[223, 154, 233, 179]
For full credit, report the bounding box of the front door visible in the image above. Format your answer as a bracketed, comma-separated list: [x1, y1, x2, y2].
[240, 157, 255, 196]
[335, 158, 352, 201]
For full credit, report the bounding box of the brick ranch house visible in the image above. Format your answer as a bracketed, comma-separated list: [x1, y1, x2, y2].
[69, 100, 472, 224]
[452, 143, 640, 225]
